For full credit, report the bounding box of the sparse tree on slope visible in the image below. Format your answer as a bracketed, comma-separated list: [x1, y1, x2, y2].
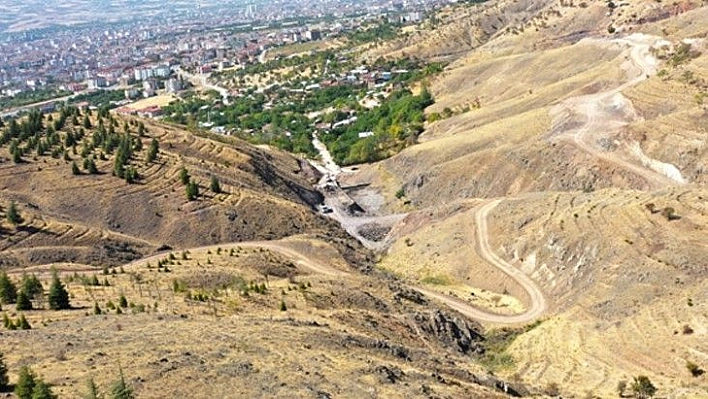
[30, 380, 57, 399]
[14, 366, 36, 399]
[210, 175, 221, 194]
[631, 376, 657, 399]
[109, 368, 134, 399]
[0, 352, 9, 391]
[16, 290, 32, 311]
[146, 138, 158, 162]
[0, 272, 17, 304]
[84, 377, 102, 399]
[48, 270, 70, 310]
[6, 201, 22, 225]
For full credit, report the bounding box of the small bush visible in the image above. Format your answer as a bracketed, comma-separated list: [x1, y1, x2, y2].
[686, 361, 704, 377]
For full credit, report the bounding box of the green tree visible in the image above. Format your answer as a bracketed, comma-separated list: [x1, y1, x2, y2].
[210, 176, 221, 194]
[48, 270, 70, 310]
[185, 180, 199, 201]
[72, 161, 81, 175]
[0, 272, 17, 304]
[16, 291, 32, 311]
[631, 375, 657, 399]
[179, 167, 190, 185]
[21, 274, 43, 299]
[84, 158, 98, 174]
[12, 147, 22, 163]
[124, 167, 138, 184]
[0, 352, 9, 391]
[31, 380, 57, 399]
[146, 138, 158, 162]
[84, 377, 102, 399]
[83, 114, 92, 129]
[14, 366, 36, 399]
[118, 294, 127, 309]
[2, 312, 11, 329]
[109, 369, 134, 399]
[6, 201, 22, 225]
[17, 314, 31, 330]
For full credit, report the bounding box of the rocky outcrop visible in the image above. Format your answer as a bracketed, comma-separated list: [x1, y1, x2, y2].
[414, 310, 485, 355]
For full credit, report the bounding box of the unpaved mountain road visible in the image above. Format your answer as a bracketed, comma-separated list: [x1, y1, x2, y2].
[551, 34, 687, 189]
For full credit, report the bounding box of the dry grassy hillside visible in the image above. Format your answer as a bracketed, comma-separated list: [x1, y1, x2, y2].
[345, 5, 708, 213]
[0, 114, 363, 269]
[377, 187, 707, 397]
[341, 1, 708, 397]
[0, 237, 522, 398]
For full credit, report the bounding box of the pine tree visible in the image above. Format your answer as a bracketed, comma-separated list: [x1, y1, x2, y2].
[0, 272, 17, 304]
[6, 201, 22, 225]
[124, 167, 138, 184]
[280, 299, 287, 311]
[21, 274, 43, 299]
[179, 167, 190, 185]
[72, 161, 81, 175]
[145, 138, 158, 162]
[17, 314, 31, 330]
[85, 158, 98, 174]
[84, 377, 102, 399]
[48, 270, 70, 310]
[93, 302, 102, 315]
[0, 352, 9, 391]
[14, 366, 36, 399]
[83, 115, 92, 129]
[12, 147, 22, 163]
[632, 375, 657, 399]
[2, 312, 11, 328]
[185, 180, 199, 201]
[118, 295, 127, 309]
[210, 176, 221, 194]
[109, 368, 134, 399]
[30, 380, 57, 399]
[16, 291, 32, 311]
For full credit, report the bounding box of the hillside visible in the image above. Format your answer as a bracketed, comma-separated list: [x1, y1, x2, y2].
[0, 237, 524, 398]
[0, 0, 707, 397]
[338, 1, 708, 397]
[0, 112, 533, 397]
[0, 113, 362, 269]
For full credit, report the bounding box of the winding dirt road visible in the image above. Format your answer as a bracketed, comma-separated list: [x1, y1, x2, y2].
[551, 34, 686, 188]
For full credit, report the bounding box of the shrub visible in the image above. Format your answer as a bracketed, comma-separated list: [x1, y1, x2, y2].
[631, 375, 656, 399]
[6, 201, 22, 225]
[118, 295, 128, 309]
[686, 361, 704, 377]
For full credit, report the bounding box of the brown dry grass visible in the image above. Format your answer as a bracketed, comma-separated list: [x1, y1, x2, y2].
[0, 238, 507, 398]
